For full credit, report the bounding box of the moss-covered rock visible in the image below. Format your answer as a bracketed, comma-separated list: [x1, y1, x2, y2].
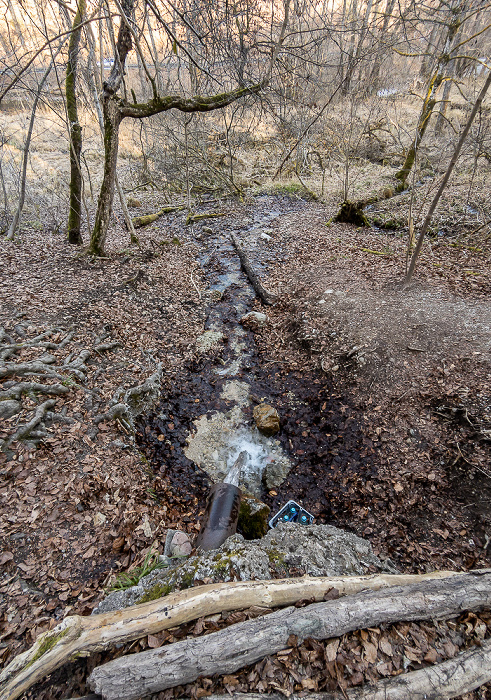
[93, 523, 394, 614]
[238, 496, 270, 539]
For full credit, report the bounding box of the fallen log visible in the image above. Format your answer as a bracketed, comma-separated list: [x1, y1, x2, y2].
[231, 233, 276, 305]
[185, 212, 226, 225]
[132, 206, 184, 228]
[0, 571, 462, 700]
[89, 571, 491, 700]
[206, 638, 491, 699]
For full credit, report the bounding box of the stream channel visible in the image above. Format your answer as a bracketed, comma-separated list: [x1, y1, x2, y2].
[136, 195, 375, 533]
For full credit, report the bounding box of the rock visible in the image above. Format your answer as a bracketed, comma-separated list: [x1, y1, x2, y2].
[240, 311, 268, 328]
[93, 523, 394, 613]
[127, 197, 141, 208]
[0, 400, 21, 419]
[220, 380, 250, 406]
[184, 408, 292, 496]
[195, 330, 225, 354]
[238, 496, 270, 539]
[253, 404, 280, 436]
[202, 226, 213, 234]
[169, 531, 192, 557]
[260, 232, 272, 242]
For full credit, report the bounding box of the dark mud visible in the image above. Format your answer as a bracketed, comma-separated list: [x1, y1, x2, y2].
[136, 194, 379, 545]
[136, 194, 490, 573]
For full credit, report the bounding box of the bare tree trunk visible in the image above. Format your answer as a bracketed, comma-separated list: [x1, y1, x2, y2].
[369, 0, 397, 90]
[395, 0, 466, 190]
[89, 571, 491, 700]
[85, 26, 137, 245]
[405, 68, 491, 283]
[88, 99, 122, 255]
[66, 0, 86, 245]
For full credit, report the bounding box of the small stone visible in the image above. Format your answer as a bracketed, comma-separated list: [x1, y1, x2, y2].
[93, 512, 107, 526]
[260, 232, 271, 242]
[253, 404, 280, 436]
[127, 197, 141, 208]
[240, 311, 268, 328]
[38, 353, 56, 364]
[169, 531, 192, 557]
[196, 330, 225, 354]
[202, 226, 213, 234]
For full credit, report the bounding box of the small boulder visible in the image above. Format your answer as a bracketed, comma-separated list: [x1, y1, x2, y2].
[202, 226, 213, 234]
[0, 400, 21, 420]
[127, 197, 141, 208]
[253, 404, 280, 436]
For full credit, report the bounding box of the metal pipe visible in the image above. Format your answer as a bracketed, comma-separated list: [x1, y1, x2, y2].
[195, 451, 246, 552]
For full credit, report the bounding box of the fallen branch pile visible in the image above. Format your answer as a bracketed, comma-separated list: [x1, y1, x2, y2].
[1, 570, 488, 700]
[88, 570, 491, 700]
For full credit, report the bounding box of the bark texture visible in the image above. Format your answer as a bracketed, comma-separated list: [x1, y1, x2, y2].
[0, 572, 462, 700]
[231, 233, 276, 305]
[89, 571, 491, 700]
[207, 638, 491, 699]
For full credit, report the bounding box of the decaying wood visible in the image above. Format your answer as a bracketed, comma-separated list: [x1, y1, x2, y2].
[186, 212, 226, 225]
[89, 571, 491, 700]
[0, 571, 465, 700]
[131, 206, 184, 228]
[211, 638, 491, 699]
[231, 233, 276, 305]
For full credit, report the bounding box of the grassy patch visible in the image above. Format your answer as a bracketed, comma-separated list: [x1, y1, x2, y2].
[110, 548, 167, 592]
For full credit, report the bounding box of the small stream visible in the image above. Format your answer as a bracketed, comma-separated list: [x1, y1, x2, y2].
[136, 195, 373, 527]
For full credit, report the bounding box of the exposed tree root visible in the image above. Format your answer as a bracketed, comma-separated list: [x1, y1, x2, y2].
[0, 325, 118, 452]
[0, 382, 69, 401]
[207, 638, 491, 699]
[93, 363, 163, 433]
[0, 399, 56, 452]
[231, 233, 276, 305]
[0, 571, 467, 700]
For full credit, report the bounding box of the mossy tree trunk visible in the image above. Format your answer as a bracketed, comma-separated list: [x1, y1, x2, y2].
[88, 100, 122, 256]
[394, 73, 444, 190]
[86, 0, 286, 256]
[395, 0, 467, 191]
[66, 0, 86, 246]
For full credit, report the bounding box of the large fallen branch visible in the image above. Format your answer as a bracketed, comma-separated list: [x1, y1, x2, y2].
[231, 233, 276, 305]
[0, 571, 464, 700]
[89, 571, 491, 700]
[207, 638, 491, 699]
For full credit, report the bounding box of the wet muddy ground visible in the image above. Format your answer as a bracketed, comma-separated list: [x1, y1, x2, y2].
[136, 195, 490, 574]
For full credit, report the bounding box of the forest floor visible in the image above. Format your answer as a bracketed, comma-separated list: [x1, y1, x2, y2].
[1, 190, 491, 699]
